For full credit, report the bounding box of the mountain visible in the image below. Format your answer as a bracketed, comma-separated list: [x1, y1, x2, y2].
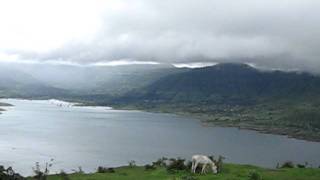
[0, 63, 186, 99]
[12, 63, 184, 96]
[115, 63, 320, 105]
[0, 66, 67, 98]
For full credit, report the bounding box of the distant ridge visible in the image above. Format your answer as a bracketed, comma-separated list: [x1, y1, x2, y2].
[115, 63, 320, 105]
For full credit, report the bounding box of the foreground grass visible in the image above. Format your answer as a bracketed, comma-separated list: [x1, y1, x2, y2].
[39, 164, 320, 180]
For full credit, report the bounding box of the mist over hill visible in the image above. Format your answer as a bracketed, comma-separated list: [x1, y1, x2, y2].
[1, 62, 320, 103]
[112, 63, 320, 105]
[0, 63, 183, 98]
[0, 65, 67, 98]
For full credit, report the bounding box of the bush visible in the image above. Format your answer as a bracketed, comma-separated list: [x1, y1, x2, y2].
[0, 166, 24, 180]
[77, 166, 84, 174]
[186, 161, 193, 170]
[33, 160, 54, 180]
[248, 171, 262, 180]
[97, 166, 115, 173]
[59, 170, 70, 180]
[128, 160, 136, 168]
[281, 161, 295, 168]
[152, 157, 168, 167]
[144, 164, 156, 170]
[297, 164, 305, 168]
[166, 158, 187, 173]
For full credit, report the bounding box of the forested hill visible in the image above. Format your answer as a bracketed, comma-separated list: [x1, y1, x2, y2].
[115, 63, 320, 105]
[0, 66, 67, 98]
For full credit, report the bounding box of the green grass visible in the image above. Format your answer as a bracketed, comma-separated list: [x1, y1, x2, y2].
[35, 164, 320, 180]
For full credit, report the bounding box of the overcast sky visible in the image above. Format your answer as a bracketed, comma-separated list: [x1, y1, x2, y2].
[0, 0, 320, 72]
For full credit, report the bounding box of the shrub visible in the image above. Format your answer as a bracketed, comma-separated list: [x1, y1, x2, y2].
[59, 170, 70, 180]
[33, 160, 54, 180]
[297, 164, 305, 168]
[107, 168, 115, 173]
[248, 171, 262, 180]
[166, 158, 187, 173]
[281, 161, 295, 168]
[186, 161, 193, 170]
[128, 160, 136, 168]
[97, 166, 107, 173]
[97, 167, 115, 173]
[152, 157, 168, 167]
[77, 166, 84, 174]
[144, 164, 156, 170]
[0, 166, 24, 180]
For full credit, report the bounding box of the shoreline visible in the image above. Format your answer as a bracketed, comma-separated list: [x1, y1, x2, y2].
[176, 111, 320, 143]
[2, 98, 320, 142]
[110, 106, 320, 143]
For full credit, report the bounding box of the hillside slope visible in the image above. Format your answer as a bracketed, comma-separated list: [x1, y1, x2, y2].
[0, 66, 67, 98]
[118, 63, 320, 105]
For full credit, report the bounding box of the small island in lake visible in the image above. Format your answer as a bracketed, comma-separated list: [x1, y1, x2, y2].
[0, 102, 13, 113]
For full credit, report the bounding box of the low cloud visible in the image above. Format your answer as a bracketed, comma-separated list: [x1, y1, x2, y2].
[1, 0, 320, 72]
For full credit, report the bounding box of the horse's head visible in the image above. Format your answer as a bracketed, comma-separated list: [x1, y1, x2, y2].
[211, 163, 218, 174]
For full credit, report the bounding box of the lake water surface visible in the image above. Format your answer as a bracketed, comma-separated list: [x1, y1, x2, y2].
[0, 99, 320, 175]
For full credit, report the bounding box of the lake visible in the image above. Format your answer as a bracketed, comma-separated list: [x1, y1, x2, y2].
[0, 99, 320, 175]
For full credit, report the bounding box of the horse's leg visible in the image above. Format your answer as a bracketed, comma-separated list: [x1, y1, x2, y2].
[201, 164, 206, 174]
[194, 162, 199, 173]
[191, 160, 195, 173]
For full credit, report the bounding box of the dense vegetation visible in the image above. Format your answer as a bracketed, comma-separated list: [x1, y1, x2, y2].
[114, 64, 320, 104]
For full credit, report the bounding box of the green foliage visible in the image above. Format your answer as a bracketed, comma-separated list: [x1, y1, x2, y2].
[0, 165, 24, 180]
[128, 160, 136, 168]
[152, 157, 168, 167]
[166, 158, 187, 173]
[248, 171, 262, 180]
[297, 164, 306, 168]
[281, 161, 295, 168]
[283, 107, 320, 129]
[97, 167, 115, 173]
[58, 171, 70, 180]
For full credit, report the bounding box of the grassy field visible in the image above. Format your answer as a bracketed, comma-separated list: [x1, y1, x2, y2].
[35, 164, 320, 180]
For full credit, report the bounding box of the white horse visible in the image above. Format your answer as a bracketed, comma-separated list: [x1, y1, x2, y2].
[191, 155, 217, 174]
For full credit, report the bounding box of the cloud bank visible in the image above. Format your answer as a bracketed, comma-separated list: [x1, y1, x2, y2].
[1, 0, 320, 72]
